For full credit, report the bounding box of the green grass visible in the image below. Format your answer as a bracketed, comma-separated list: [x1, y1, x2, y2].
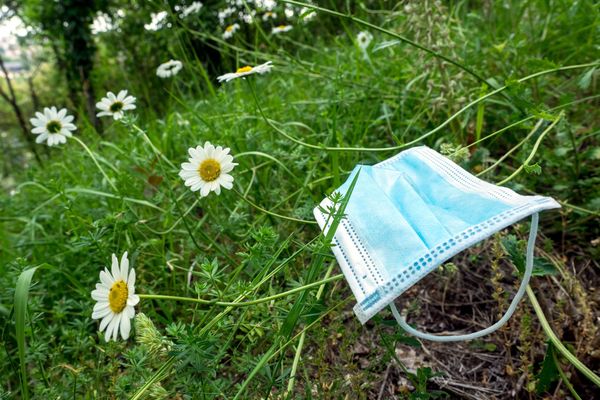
[1, 1, 599, 398]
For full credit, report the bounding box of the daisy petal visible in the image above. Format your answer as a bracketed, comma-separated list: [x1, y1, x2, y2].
[35, 133, 48, 143]
[119, 314, 131, 340]
[111, 253, 120, 280]
[120, 252, 129, 283]
[128, 294, 140, 306]
[92, 305, 111, 320]
[127, 268, 136, 291]
[100, 312, 114, 331]
[91, 288, 109, 301]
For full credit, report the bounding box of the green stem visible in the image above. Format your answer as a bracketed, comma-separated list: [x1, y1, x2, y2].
[250, 62, 598, 152]
[526, 286, 600, 387]
[286, 262, 336, 397]
[138, 274, 343, 307]
[497, 112, 563, 185]
[131, 123, 177, 170]
[65, 188, 165, 211]
[72, 136, 118, 192]
[286, 329, 306, 399]
[233, 189, 316, 224]
[235, 151, 298, 179]
[558, 202, 600, 217]
[458, 115, 536, 154]
[478, 119, 545, 177]
[231, 345, 278, 400]
[129, 357, 175, 400]
[281, 0, 490, 86]
[552, 348, 583, 400]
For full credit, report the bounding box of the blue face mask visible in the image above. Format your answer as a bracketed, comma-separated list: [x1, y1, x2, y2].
[314, 146, 560, 341]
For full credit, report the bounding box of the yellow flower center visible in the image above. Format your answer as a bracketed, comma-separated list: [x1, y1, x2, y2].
[278, 25, 287, 29]
[198, 158, 221, 182]
[226, 25, 235, 32]
[109, 280, 128, 313]
[236, 66, 253, 73]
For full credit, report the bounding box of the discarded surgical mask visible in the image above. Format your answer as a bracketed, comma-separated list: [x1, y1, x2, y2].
[314, 146, 560, 342]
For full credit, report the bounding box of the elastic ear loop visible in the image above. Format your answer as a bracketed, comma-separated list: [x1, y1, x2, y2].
[390, 212, 539, 342]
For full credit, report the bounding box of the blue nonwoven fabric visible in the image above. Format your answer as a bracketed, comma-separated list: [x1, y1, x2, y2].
[314, 146, 560, 325]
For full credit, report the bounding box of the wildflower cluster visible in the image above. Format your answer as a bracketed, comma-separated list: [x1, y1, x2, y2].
[217, 0, 316, 39]
[24, 1, 372, 351]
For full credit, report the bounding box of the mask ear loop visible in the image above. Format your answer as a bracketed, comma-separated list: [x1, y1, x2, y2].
[390, 212, 539, 342]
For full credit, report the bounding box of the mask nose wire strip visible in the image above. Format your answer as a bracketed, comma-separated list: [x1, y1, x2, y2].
[390, 212, 539, 342]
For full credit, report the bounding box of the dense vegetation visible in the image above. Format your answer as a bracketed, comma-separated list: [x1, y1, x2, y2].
[1, 1, 599, 398]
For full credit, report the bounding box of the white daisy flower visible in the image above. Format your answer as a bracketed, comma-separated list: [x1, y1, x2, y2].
[357, 31, 373, 50]
[91, 252, 140, 342]
[96, 90, 137, 120]
[156, 59, 183, 78]
[223, 23, 240, 39]
[271, 24, 292, 34]
[216, 61, 273, 83]
[262, 11, 277, 21]
[181, 1, 203, 18]
[29, 106, 77, 147]
[179, 142, 237, 197]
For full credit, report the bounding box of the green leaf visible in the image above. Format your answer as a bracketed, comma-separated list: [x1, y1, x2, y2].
[469, 340, 497, 352]
[501, 235, 558, 276]
[14, 267, 39, 400]
[533, 257, 559, 276]
[537, 343, 560, 394]
[279, 170, 361, 339]
[524, 163, 542, 175]
[475, 83, 488, 142]
[578, 67, 596, 90]
[501, 235, 525, 273]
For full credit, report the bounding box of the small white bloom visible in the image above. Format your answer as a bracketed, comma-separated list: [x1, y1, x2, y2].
[216, 61, 273, 83]
[271, 24, 292, 34]
[96, 90, 137, 120]
[218, 7, 236, 24]
[262, 11, 277, 21]
[299, 7, 317, 22]
[223, 23, 240, 39]
[241, 10, 256, 24]
[357, 31, 373, 50]
[144, 11, 168, 31]
[156, 59, 183, 78]
[91, 12, 114, 34]
[255, 0, 276, 10]
[181, 1, 203, 18]
[179, 142, 237, 197]
[29, 106, 77, 147]
[91, 252, 140, 342]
